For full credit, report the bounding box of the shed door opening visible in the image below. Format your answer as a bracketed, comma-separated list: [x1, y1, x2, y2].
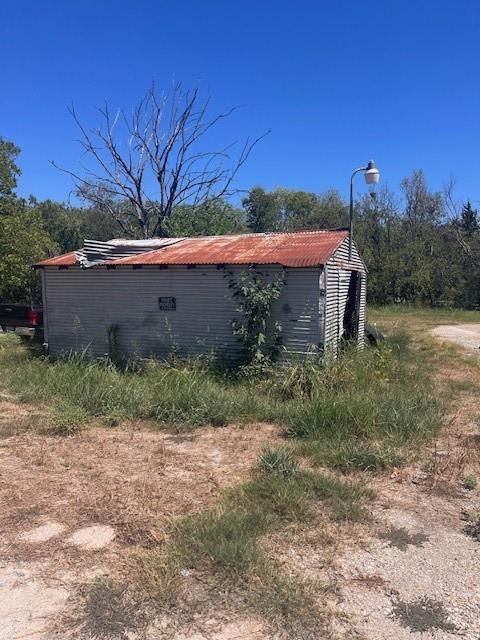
[342, 271, 361, 342]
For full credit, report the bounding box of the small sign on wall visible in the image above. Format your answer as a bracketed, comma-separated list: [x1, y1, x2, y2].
[158, 296, 176, 310]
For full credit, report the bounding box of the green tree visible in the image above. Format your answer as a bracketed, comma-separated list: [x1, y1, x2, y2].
[0, 211, 56, 302]
[449, 200, 480, 308]
[458, 201, 479, 236]
[167, 200, 247, 237]
[243, 187, 281, 232]
[32, 199, 84, 253]
[243, 187, 347, 234]
[0, 138, 21, 201]
[32, 199, 123, 253]
[280, 189, 347, 231]
[0, 137, 22, 216]
[0, 139, 57, 301]
[355, 187, 402, 303]
[397, 171, 445, 303]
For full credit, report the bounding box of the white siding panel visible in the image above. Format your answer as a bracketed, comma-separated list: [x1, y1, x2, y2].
[324, 237, 366, 356]
[43, 265, 323, 359]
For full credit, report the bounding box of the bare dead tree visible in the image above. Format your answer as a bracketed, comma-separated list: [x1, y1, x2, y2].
[53, 83, 269, 238]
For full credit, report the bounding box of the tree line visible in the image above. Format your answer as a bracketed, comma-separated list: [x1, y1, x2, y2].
[1, 135, 479, 308]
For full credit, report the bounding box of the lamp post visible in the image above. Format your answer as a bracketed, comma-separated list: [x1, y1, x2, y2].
[349, 160, 380, 260]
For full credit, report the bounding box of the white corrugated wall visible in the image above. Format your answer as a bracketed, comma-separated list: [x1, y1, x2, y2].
[324, 237, 367, 356]
[42, 265, 324, 359]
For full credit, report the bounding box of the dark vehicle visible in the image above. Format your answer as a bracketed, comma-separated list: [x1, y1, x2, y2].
[0, 303, 44, 341]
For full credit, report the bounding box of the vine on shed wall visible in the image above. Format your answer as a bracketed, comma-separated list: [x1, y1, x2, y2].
[229, 269, 285, 374]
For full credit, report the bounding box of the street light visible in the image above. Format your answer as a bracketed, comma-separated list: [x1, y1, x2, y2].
[349, 160, 380, 259]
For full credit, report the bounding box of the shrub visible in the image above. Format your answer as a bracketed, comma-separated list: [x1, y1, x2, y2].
[229, 269, 284, 373]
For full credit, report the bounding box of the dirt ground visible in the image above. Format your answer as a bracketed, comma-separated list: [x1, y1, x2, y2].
[1, 325, 480, 639]
[0, 418, 281, 639]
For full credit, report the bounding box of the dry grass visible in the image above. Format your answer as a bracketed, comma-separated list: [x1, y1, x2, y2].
[0, 422, 281, 562]
[368, 306, 480, 492]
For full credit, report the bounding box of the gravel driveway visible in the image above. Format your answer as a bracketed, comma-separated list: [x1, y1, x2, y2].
[430, 324, 480, 352]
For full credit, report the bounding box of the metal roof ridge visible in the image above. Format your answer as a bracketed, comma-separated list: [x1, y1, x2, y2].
[173, 228, 348, 240]
[33, 228, 350, 268]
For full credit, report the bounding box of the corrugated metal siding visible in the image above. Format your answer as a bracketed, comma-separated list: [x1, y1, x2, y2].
[273, 267, 324, 356]
[43, 265, 323, 359]
[324, 237, 366, 356]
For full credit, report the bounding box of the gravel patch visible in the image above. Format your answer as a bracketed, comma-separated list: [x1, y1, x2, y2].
[20, 522, 66, 544]
[430, 324, 480, 352]
[339, 506, 480, 639]
[66, 525, 116, 550]
[0, 561, 68, 640]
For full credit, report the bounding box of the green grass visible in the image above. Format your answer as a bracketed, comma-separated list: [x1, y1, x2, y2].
[0, 327, 442, 472]
[173, 507, 267, 573]
[231, 470, 371, 523]
[368, 305, 480, 333]
[246, 568, 325, 637]
[257, 445, 299, 477]
[162, 465, 370, 581]
[137, 448, 366, 563]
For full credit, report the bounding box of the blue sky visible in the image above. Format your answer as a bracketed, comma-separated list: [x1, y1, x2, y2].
[1, 0, 479, 208]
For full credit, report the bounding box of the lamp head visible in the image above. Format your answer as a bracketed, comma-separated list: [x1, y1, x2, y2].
[364, 159, 380, 185]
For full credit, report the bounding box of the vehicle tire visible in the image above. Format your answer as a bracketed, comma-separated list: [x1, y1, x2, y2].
[365, 323, 384, 345]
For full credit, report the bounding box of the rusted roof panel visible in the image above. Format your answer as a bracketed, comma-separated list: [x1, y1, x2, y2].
[34, 230, 348, 269]
[112, 230, 348, 268]
[35, 252, 78, 267]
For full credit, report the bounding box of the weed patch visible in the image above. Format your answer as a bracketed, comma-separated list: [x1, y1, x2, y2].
[173, 508, 267, 573]
[462, 474, 478, 491]
[79, 578, 144, 640]
[392, 596, 456, 632]
[257, 445, 299, 477]
[50, 401, 89, 436]
[246, 567, 327, 637]
[378, 526, 429, 551]
[463, 511, 480, 541]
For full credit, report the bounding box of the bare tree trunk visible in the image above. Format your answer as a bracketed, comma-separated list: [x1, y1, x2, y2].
[53, 83, 269, 238]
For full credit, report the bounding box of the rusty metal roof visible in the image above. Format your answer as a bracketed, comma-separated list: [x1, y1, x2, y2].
[110, 230, 348, 268]
[35, 230, 348, 269]
[35, 251, 78, 267]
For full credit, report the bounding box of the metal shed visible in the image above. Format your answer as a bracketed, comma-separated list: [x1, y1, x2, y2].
[34, 230, 366, 360]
